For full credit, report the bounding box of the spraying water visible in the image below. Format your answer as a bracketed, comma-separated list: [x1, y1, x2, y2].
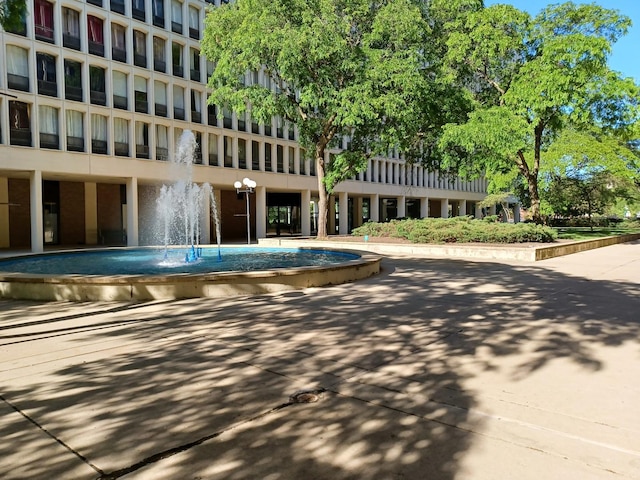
[157, 130, 222, 261]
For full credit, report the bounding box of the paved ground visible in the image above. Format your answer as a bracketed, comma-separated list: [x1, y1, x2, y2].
[1, 241, 639, 479]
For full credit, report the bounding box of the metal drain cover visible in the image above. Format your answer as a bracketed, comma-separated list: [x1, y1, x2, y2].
[289, 389, 324, 404]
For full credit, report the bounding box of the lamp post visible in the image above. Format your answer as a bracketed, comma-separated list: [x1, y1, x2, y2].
[234, 177, 256, 245]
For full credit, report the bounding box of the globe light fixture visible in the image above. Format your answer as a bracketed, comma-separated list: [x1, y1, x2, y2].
[234, 177, 256, 244]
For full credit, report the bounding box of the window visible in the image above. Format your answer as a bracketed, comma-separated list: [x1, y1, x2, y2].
[134, 76, 148, 113]
[238, 139, 247, 169]
[9, 101, 31, 146]
[66, 110, 84, 152]
[112, 71, 128, 110]
[190, 90, 201, 123]
[5, 8, 26, 35]
[156, 125, 168, 160]
[277, 145, 284, 172]
[39, 105, 59, 149]
[135, 122, 149, 158]
[91, 114, 108, 154]
[62, 8, 81, 50]
[172, 42, 183, 77]
[87, 16, 105, 56]
[289, 146, 295, 173]
[154, 80, 167, 117]
[64, 60, 82, 101]
[36, 53, 57, 97]
[223, 106, 232, 129]
[132, 0, 146, 21]
[276, 117, 284, 138]
[173, 85, 185, 120]
[134, 31, 147, 68]
[171, 0, 183, 33]
[265, 142, 272, 171]
[34, 0, 54, 43]
[110, 0, 125, 15]
[208, 133, 218, 164]
[6, 45, 29, 92]
[114, 118, 129, 156]
[188, 6, 199, 39]
[153, 37, 166, 72]
[153, 0, 165, 28]
[252, 141, 260, 170]
[224, 136, 232, 167]
[89, 66, 106, 105]
[190, 48, 201, 82]
[237, 111, 246, 131]
[111, 24, 127, 63]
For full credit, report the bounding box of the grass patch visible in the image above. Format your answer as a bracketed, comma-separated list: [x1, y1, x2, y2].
[556, 225, 640, 241]
[352, 217, 557, 244]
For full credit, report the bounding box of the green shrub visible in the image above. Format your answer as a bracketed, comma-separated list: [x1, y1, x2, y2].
[352, 218, 557, 243]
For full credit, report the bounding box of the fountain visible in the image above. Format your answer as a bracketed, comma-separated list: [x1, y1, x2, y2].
[0, 132, 381, 301]
[155, 130, 221, 263]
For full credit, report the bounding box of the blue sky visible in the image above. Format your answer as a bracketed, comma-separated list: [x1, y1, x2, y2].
[484, 1, 640, 82]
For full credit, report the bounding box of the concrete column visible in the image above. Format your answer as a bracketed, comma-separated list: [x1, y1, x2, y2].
[514, 203, 521, 223]
[440, 198, 449, 218]
[489, 204, 497, 216]
[232, 136, 239, 169]
[126, 177, 139, 246]
[373, 160, 379, 183]
[0, 177, 9, 248]
[259, 141, 265, 171]
[475, 203, 483, 219]
[217, 135, 225, 167]
[30, 170, 44, 253]
[84, 182, 98, 245]
[255, 185, 267, 239]
[271, 143, 277, 172]
[283, 145, 290, 174]
[338, 191, 348, 234]
[370, 194, 380, 222]
[354, 196, 363, 228]
[420, 197, 429, 219]
[387, 162, 393, 184]
[294, 148, 301, 175]
[397, 196, 406, 218]
[328, 196, 336, 234]
[459, 200, 467, 217]
[301, 189, 311, 236]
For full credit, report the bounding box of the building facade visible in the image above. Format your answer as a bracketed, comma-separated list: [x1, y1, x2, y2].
[0, 0, 489, 253]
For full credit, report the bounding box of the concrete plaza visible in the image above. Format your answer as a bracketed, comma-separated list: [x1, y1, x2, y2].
[1, 241, 639, 479]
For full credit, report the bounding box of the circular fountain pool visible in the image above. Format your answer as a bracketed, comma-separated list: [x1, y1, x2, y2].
[0, 246, 380, 301]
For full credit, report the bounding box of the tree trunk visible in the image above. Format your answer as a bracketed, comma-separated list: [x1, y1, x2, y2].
[316, 147, 329, 238]
[527, 173, 542, 224]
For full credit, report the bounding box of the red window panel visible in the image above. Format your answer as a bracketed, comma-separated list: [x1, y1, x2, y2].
[34, 0, 54, 39]
[88, 15, 104, 44]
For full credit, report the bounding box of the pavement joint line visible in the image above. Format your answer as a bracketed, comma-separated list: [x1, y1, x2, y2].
[0, 393, 104, 476]
[95, 401, 294, 480]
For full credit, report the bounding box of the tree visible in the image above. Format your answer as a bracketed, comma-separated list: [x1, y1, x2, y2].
[438, 2, 640, 223]
[201, 0, 431, 237]
[0, 0, 27, 31]
[540, 126, 640, 225]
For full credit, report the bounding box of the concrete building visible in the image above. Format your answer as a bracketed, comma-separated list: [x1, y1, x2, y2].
[0, 0, 488, 253]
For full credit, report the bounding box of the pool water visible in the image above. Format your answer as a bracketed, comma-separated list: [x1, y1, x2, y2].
[0, 247, 360, 276]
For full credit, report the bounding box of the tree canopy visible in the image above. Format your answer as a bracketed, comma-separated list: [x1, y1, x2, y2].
[438, 2, 640, 223]
[0, 0, 26, 31]
[201, 0, 432, 237]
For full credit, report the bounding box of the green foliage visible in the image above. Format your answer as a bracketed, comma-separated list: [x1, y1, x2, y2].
[0, 0, 27, 30]
[352, 217, 557, 243]
[437, 1, 640, 223]
[201, 0, 432, 237]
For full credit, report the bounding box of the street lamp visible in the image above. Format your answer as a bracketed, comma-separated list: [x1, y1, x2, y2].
[234, 177, 256, 245]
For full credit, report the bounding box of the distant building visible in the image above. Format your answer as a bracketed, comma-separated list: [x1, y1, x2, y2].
[0, 0, 488, 252]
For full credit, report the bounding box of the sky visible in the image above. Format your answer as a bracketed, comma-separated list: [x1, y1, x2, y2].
[484, 1, 640, 82]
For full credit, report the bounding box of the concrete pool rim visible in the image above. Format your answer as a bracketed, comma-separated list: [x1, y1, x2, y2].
[0, 246, 382, 301]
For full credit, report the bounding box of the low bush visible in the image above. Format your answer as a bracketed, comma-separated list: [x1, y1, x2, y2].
[351, 217, 557, 244]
